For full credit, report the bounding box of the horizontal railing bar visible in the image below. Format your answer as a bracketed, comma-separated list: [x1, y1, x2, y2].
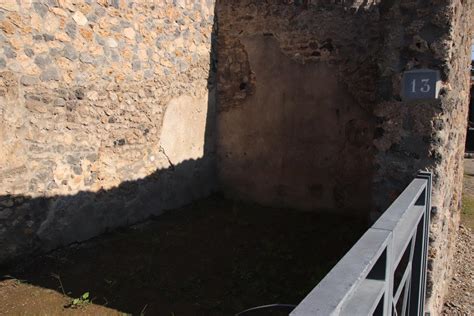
[290, 229, 391, 316]
[373, 179, 426, 233]
[292, 174, 431, 316]
[340, 279, 386, 316]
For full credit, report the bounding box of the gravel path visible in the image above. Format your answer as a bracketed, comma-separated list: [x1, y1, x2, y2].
[442, 159, 474, 315]
[442, 225, 474, 315]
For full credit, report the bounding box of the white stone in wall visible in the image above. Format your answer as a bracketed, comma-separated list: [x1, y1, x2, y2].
[72, 11, 88, 26]
[0, 0, 19, 12]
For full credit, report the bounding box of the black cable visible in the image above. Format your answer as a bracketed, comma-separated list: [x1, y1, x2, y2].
[235, 303, 297, 316]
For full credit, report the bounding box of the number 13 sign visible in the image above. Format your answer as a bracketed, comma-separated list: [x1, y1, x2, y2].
[402, 69, 441, 101]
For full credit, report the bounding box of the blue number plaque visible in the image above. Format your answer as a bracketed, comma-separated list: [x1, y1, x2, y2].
[402, 69, 440, 101]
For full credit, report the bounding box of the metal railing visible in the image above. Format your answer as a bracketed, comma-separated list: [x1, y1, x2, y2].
[291, 172, 432, 316]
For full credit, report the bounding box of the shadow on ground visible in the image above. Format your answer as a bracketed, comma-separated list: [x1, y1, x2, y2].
[1, 196, 368, 315]
[0, 2, 373, 315]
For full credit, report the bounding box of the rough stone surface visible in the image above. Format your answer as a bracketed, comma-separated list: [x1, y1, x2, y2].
[72, 11, 88, 26]
[0, 0, 217, 265]
[215, 0, 473, 313]
[20, 75, 39, 86]
[0, 0, 472, 314]
[0, 0, 19, 12]
[372, 0, 473, 313]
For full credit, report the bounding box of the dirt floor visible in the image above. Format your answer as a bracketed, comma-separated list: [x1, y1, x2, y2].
[442, 159, 474, 315]
[0, 196, 367, 316]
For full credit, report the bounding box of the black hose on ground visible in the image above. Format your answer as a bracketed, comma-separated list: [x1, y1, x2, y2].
[235, 303, 297, 315]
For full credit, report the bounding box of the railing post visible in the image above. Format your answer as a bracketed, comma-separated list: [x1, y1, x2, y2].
[384, 236, 394, 316]
[409, 172, 432, 315]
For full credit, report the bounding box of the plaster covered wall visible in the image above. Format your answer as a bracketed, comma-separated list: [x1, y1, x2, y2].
[216, 1, 380, 213]
[0, 0, 217, 263]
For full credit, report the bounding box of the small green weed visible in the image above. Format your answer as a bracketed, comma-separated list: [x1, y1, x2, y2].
[67, 292, 90, 309]
[51, 273, 91, 309]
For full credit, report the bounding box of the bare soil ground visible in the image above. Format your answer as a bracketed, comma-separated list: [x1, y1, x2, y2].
[0, 196, 367, 316]
[442, 159, 474, 315]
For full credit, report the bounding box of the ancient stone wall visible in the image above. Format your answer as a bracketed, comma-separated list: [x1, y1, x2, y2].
[215, 0, 473, 312]
[216, 0, 380, 213]
[1, 0, 472, 313]
[373, 0, 473, 312]
[0, 0, 217, 263]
